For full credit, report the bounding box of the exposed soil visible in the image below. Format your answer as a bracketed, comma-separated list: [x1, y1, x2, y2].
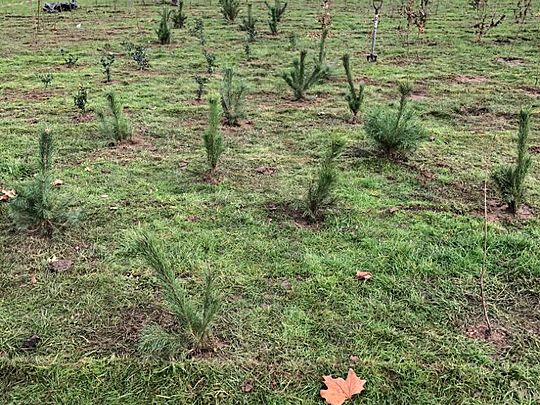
[466, 322, 511, 354]
[265, 202, 320, 229]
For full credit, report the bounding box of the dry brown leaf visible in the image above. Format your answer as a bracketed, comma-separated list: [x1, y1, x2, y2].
[240, 379, 254, 393]
[30, 274, 37, 285]
[0, 189, 16, 202]
[52, 179, 64, 186]
[355, 271, 372, 281]
[320, 369, 366, 405]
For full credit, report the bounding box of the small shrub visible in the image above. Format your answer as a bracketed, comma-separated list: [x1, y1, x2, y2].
[37, 73, 53, 89]
[194, 75, 208, 101]
[135, 231, 220, 352]
[191, 18, 206, 45]
[220, 67, 247, 126]
[100, 52, 115, 82]
[97, 92, 131, 144]
[122, 41, 150, 70]
[171, 0, 187, 29]
[156, 8, 172, 45]
[305, 137, 345, 221]
[203, 48, 217, 74]
[219, 0, 240, 23]
[265, 0, 287, 35]
[492, 110, 532, 214]
[8, 129, 77, 236]
[60, 49, 79, 67]
[342, 54, 365, 122]
[281, 50, 322, 100]
[73, 84, 89, 113]
[203, 96, 224, 174]
[364, 82, 428, 157]
[239, 3, 257, 41]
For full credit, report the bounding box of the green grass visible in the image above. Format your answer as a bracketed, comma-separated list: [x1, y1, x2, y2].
[1, 0, 540, 403]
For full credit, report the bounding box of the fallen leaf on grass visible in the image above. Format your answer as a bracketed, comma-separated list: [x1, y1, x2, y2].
[52, 179, 64, 186]
[320, 369, 366, 405]
[241, 379, 254, 393]
[30, 274, 37, 285]
[355, 271, 372, 281]
[49, 259, 73, 273]
[0, 189, 16, 202]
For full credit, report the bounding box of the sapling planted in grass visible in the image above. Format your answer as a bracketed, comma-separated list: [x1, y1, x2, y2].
[73, 84, 89, 113]
[305, 137, 345, 221]
[194, 75, 208, 101]
[203, 96, 224, 175]
[100, 52, 115, 82]
[60, 49, 78, 67]
[491, 110, 532, 214]
[239, 3, 257, 41]
[342, 54, 365, 122]
[281, 50, 322, 100]
[219, 0, 241, 23]
[135, 231, 220, 353]
[220, 67, 247, 126]
[364, 82, 428, 157]
[203, 48, 217, 73]
[37, 73, 53, 89]
[9, 129, 77, 236]
[172, 0, 187, 29]
[97, 92, 131, 144]
[315, 28, 330, 82]
[191, 18, 206, 45]
[265, 0, 287, 35]
[156, 8, 172, 45]
[122, 41, 150, 70]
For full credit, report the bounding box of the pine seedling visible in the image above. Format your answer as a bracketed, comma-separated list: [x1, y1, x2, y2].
[60, 49, 79, 67]
[203, 96, 224, 174]
[194, 75, 208, 101]
[97, 92, 131, 144]
[364, 82, 428, 157]
[9, 129, 76, 236]
[100, 52, 115, 82]
[315, 28, 330, 81]
[135, 231, 220, 351]
[37, 73, 53, 89]
[219, 0, 240, 23]
[305, 137, 345, 221]
[156, 8, 172, 45]
[492, 110, 532, 214]
[281, 50, 322, 100]
[172, 0, 187, 29]
[239, 3, 257, 41]
[220, 67, 247, 126]
[342, 54, 365, 122]
[265, 0, 287, 35]
[73, 84, 89, 113]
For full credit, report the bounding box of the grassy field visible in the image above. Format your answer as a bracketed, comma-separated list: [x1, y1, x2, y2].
[1, 0, 540, 403]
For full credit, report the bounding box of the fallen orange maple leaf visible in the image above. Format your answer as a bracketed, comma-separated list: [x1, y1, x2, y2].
[320, 368, 366, 405]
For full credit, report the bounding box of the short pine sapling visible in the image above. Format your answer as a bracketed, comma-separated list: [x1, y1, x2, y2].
[9, 129, 77, 236]
[172, 0, 187, 29]
[219, 0, 241, 23]
[305, 137, 345, 221]
[281, 50, 322, 100]
[194, 75, 208, 101]
[220, 67, 247, 126]
[491, 110, 532, 214]
[203, 96, 224, 175]
[60, 49, 79, 67]
[364, 82, 428, 157]
[156, 8, 172, 45]
[135, 231, 220, 353]
[244, 36, 252, 60]
[342, 54, 365, 122]
[97, 92, 131, 144]
[100, 52, 115, 82]
[73, 84, 89, 113]
[239, 3, 257, 41]
[37, 73, 53, 89]
[315, 28, 330, 82]
[265, 0, 287, 35]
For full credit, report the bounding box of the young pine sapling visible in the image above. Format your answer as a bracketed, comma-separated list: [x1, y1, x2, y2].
[203, 96, 224, 175]
[491, 109, 532, 214]
[265, 0, 287, 35]
[73, 84, 89, 113]
[342, 54, 365, 122]
[219, 0, 241, 23]
[220, 67, 247, 126]
[97, 92, 131, 144]
[156, 8, 172, 45]
[281, 50, 322, 100]
[203, 48, 217, 74]
[100, 52, 115, 83]
[194, 75, 208, 101]
[172, 0, 187, 29]
[239, 3, 257, 41]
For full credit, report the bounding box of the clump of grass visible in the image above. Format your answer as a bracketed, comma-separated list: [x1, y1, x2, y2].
[97, 92, 131, 144]
[492, 109, 532, 214]
[156, 8, 172, 45]
[220, 67, 247, 126]
[364, 82, 428, 157]
[219, 0, 241, 23]
[135, 231, 220, 354]
[305, 137, 345, 221]
[9, 129, 77, 236]
[281, 50, 322, 100]
[73, 84, 89, 113]
[342, 53, 365, 122]
[203, 96, 224, 175]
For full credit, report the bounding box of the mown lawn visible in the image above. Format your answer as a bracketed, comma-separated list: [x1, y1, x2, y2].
[1, 0, 540, 403]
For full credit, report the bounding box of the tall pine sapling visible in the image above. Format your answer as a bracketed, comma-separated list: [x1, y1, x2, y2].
[219, 0, 241, 23]
[203, 96, 224, 174]
[172, 0, 187, 29]
[491, 110, 532, 214]
[220, 67, 247, 126]
[281, 50, 322, 100]
[135, 231, 220, 352]
[364, 82, 428, 157]
[305, 137, 345, 221]
[156, 8, 172, 45]
[97, 92, 131, 144]
[239, 3, 257, 41]
[342, 54, 365, 122]
[265, 0, 287, 35]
